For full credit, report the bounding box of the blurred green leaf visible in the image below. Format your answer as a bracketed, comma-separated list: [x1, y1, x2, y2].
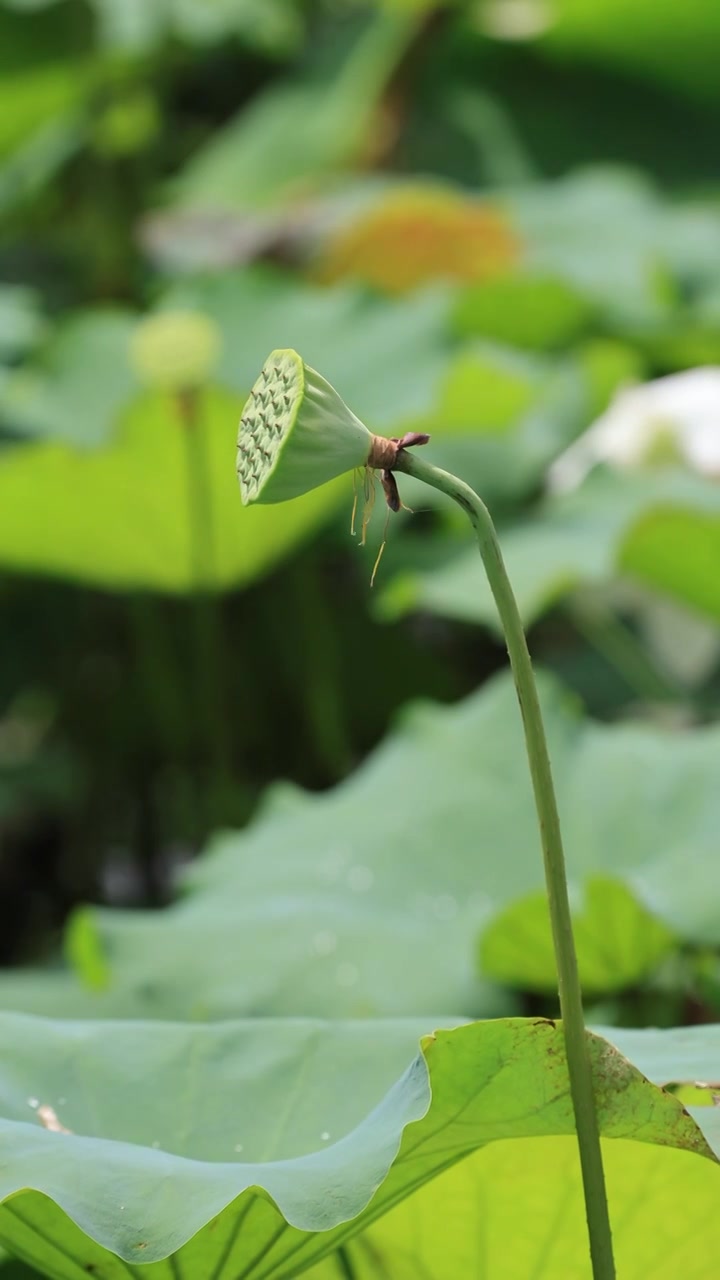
[379, 468, 720, 630]
[375, 0, 459, 10]
[168, 12, 419, 211]
[507, 168, 720, 325]
[626, 321, 720, 371]
[1, 275, 452, 444]
[0, 1013, 715, 1279]
[0, 386, 344, 591]
[378, 474, 623, 630]
[541, 0, 720, 102]
[452, 272, 593, 350]
[481, 877, 676, 994]
[0, 116, 84, 216]
[303, 169, 720, 330]
[0, 310, 139, 445]
[578, 338, 646, 416]
[0, 276, 457, 590]
[0, 62, 91, 158]
[63, 908, 110, 993]
[91, 0, 302, 54]
[90, 88, 160, 158]
[0, 287, 45, 361]
[622, 505, 720, 622]
[430, 343, 537, 430]
[389, 343, 594, 507]
[166, 270, 452, 431]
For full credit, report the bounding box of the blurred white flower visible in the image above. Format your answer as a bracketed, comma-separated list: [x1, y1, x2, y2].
[549, 367, 720, 492]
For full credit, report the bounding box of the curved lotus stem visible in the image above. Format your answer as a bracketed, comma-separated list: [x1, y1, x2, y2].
[236, 351, 616, 1280]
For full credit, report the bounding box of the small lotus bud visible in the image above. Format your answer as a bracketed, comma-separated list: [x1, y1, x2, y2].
[130, 310, 221, 391]
[237, 349, 373, 505]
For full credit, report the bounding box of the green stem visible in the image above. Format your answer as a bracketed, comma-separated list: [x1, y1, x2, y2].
[395, 449, 615, 1280]
[289, 556, 354, 780]
[176, 387, 232, 831]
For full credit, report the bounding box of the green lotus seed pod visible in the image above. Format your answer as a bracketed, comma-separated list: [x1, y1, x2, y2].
[130, 310, 221, 390]
[237, 349, 373, 505]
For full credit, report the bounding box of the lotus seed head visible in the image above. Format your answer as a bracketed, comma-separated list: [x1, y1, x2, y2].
[130, 310, 221, 390]
[237, 350, 303, 504]
[237, 349, 373, 505]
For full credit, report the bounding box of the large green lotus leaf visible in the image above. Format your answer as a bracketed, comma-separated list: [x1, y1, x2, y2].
[0, 386, 343, 591]
[378, 467, 720, 631]
[331, 1023, 720, 1279]
[0, 892, 512, 1021]
[2, 665, 718, 1015]
[0, 1014, 715, 1279]
[0, 666, 707, 1018]
[181, 667, 720, 982]
[310, 1136, 719, 1279]
[540, 0, 720, 102]
[164, 270, 452, 432]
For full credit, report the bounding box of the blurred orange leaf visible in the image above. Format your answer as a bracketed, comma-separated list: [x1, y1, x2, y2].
[315, 186, 519, 293]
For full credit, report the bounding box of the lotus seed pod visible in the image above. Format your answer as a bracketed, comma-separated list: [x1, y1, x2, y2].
[237, 349, 372, 505]
[130, 310, 221, 390]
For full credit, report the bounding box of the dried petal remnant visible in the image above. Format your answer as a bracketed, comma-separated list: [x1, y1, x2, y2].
[37, 1104, 72, 1134]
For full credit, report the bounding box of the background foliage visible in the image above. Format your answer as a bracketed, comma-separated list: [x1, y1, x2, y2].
[2, 0, 720, 1275]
